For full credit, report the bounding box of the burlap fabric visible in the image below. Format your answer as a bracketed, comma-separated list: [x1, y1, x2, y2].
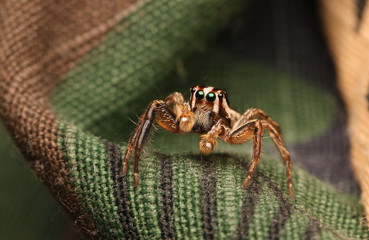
[1, 0, 369, 239]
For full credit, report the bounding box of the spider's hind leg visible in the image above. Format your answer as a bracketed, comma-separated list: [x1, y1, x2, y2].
[233, 108, 281, 134]
[261, 120, 294, 198]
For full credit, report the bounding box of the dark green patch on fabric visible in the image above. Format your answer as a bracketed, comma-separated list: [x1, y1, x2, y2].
[58, 124, 124, 239]
[171, 154, 204, 239]
[56, 129, 369, 239]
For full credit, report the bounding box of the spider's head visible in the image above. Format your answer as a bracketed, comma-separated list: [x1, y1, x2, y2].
[189, 85, 229, 114]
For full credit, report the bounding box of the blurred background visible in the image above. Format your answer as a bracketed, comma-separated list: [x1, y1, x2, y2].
[0, 119, 80, 239]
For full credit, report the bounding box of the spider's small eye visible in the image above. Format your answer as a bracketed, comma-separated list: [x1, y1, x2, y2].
[195, 90, 204, 100]
[206, 92, 216, 102]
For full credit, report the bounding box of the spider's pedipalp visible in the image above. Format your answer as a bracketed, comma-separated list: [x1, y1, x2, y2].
[198, 118, 228, 155]
[199, 134, 218, 155]
[178, 103, 196, 132]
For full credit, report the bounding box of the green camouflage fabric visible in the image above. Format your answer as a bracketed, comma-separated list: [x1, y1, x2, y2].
[0, 0, 368, 239]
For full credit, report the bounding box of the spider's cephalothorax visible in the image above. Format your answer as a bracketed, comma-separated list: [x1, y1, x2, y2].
[123, 85, 294, 197]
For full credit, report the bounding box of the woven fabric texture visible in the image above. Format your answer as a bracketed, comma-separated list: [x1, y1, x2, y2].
[1, 0, 369, 239]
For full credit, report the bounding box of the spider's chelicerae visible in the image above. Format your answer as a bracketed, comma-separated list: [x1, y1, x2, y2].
[123, 85, 294, 197]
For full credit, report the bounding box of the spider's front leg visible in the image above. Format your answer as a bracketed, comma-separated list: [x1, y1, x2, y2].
[122, 100, 178, 186]
[123, 93, 195, 186]
[222, 119, 264, 187]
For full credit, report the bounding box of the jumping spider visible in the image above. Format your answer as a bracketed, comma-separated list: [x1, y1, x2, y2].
[123, 85, 294, 197]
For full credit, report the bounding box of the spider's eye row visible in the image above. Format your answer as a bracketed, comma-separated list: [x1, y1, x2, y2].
[206, 92, 216, 102]
[195, 90, 204, 100]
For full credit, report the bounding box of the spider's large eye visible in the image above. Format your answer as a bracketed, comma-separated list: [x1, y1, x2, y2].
[206, 92, 216, 102]
[195, 90, 204, 100]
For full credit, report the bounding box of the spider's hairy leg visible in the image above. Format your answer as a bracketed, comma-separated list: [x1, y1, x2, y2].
[122, 115, 144, 176]
[233, 108, 281, 134]
[165, 92, 195, 132]
[164, 92, 185, 107]
[199, 119, 228, 155]
[122, 100, 179, 186]
[261, 120, 294, 198]
[221, 119, 264, 188]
